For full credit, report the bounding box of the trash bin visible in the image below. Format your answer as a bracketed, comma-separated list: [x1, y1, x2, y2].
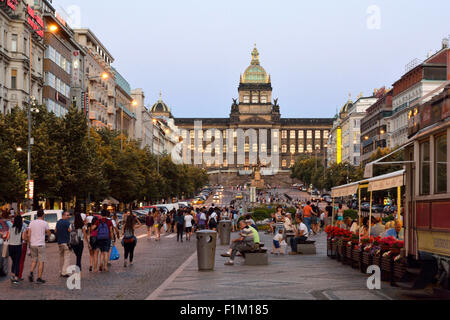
[196, 230, 217, 271]
[218, 220, 232, 246]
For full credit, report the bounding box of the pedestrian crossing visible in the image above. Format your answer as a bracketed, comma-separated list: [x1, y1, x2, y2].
[136, 233, 179, 240]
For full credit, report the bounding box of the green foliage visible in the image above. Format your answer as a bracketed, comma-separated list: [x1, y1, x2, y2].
[344, 209, 358, 220]
[382, 215, 395, 224]
[0, 106, 208, 207]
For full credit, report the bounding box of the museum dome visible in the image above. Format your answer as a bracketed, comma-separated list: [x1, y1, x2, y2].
[151, 92, 170, 114]
[242, 45, 270, 84]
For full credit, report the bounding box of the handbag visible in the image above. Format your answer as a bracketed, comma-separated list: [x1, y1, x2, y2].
[1, 240, 8, 258]
[109, 245, 120, 261]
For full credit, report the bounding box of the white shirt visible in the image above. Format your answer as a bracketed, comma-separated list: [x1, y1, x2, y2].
[210, 212, 217, 222]
[273, 233, 283, 242]
[184, 215, 194, 228]
[29, 219, 49, 247]
[86, 216, 94, 224]
[297, 222, 309, 238]
[81, 213, 87, 222]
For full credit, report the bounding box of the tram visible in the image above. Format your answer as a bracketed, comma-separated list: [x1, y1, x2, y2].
[404, 83, 450, 290]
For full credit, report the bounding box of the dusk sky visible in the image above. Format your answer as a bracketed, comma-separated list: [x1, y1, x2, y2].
[54, 0, 450, 119]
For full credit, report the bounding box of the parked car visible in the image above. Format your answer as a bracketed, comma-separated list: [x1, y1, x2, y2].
[361, 202, 370, 212]
[323, 195, 332, 203]
[372, 204, 385, 213]
[311, 191, 320, 202]
[22, 210, 65, 243]
[0, 219, 10, 277]
[132, 210, 148, 223]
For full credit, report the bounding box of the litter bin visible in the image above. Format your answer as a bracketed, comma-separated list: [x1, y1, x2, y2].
[196, 230, 217, 271]
[218, 220, 232, 246]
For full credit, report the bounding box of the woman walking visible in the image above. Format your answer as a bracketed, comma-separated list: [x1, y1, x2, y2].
[7, 215, 26, 284]
[71, 212, 88, 272]
[153, 210, 161, 241]
[145, 211, 154, 240]
[88, 216, 99, 272]
[122, 214, 141, 267]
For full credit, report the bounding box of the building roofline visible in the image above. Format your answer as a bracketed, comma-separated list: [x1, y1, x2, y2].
[73, 28, 115, 62]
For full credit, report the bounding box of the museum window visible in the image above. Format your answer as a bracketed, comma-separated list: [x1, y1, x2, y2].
[243, 96, 250, 103]
[290, 131, 296, 140]
[261, 96, 267, 103]
[307, 130, 312, 139]
[290, 144, 296, 154]
[435, 134, 447, 194]
[282, 145, 287, 153]
[282, 131, 287, 139]
[252, 96, 258, 103]
[420, 141, 430, 195]
[298, 130, 304, 139]
[315, 131, 321, 140]
[307, 144, 313, 153]
[324, 130, 329, 140]
[298, 144, 304, 153]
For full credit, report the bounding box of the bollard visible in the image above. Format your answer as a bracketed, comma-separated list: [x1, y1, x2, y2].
[218, 220, 232, 246]
[196, 230, 217, 271]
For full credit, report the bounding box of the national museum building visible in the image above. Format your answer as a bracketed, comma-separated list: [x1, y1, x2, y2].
[172, 47, 334, 184]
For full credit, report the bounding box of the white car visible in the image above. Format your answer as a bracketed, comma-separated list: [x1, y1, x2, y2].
[22, 210, 65, 242]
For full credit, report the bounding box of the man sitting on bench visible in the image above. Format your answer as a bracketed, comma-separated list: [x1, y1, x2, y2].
[289, 217, 309, 255]
[222, 221, 257, 266]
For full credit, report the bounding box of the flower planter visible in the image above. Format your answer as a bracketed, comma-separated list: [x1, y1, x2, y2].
[393, 258, 407, 283]
[337, 240, 344, 262]
[361, 251, 373, 274]
[331, 240, 338, 260]
[381, 255, 392, 282]
[345, 245, 353, 265]
[352, 248, 361, 269]
[327, 238, 333, 257]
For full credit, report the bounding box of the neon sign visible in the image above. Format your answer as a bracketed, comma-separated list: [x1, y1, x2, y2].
[27, 5, 44, 38]
[1, 0, 18, 11]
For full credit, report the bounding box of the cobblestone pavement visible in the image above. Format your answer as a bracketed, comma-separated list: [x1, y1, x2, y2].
[0, 229, 197, 300]
[152, 232, 438, 300]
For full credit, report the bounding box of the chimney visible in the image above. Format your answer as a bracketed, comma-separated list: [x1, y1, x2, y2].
[443, 37, 449, 49]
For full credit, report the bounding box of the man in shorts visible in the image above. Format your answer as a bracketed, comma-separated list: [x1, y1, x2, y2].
[184, 210, 194, 241]
[28, 209, 51, 284]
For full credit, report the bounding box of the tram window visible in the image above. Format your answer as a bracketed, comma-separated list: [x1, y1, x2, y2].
[420, 141, 430, 195]
[435, 134, 447, 194]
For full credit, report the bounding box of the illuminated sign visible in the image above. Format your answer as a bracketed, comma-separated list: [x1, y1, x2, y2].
[25, 180, 34, 200]
[27, 5, 44, 38]
[337, 127, 342, 164]
[1, 0, 18, 11]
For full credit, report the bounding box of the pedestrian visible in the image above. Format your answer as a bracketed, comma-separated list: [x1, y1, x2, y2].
[7, 215, 26, 284]
[93, 210, 113, 272]
[175, 210, 185, 242]
[271, 229, 284, 256]
[56, 211, 72, 278]
[145, 210, 155, 240]
[302, 201, 313, 233]
[107, 210, 120, 268]
[28, 209, 51, 284]
[122, 214, 141, 267]
[184, 210, 194, 241]
[87, 215, 98, 272]
[153, 210, 161, 241]
[70, 212, 88, 272]
[198, 210, 207, 230]
[231, 208, 239, 232]
[208, 210, 218, 231]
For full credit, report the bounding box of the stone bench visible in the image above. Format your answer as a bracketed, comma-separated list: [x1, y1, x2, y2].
[243, 250, 269, 266]
[297, 241, 316, 255]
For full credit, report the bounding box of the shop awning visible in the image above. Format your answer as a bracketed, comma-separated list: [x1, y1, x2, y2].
[331, 182, 360, 198]
[367, 170, 405, 192]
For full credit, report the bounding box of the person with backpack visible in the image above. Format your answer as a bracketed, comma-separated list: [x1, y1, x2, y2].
[70, 212, 88, 272]
[208, 210, 218, 231]
[56, 211, 72, 278]
[122, 214, 141, 267]
[175, 210, 185, 243]
[93, 211, 113, 272]
[87, 215, 98, 272]
[198, 210, 207, 230]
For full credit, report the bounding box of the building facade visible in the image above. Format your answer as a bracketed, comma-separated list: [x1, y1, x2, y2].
[174, 46, 333, 182]
[112, 66, 136, 140]
[360, 88, 393, 165]
[387, 40, 449, 149]
[73, 28, 116, 129]
[0, 0, 45, 113]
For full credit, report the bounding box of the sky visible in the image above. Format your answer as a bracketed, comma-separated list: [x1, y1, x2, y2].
[53, 0, 450, 119]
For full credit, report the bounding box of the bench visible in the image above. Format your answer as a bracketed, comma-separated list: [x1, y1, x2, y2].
[297, 240, 316, 255]
[241, 244, 269, 265]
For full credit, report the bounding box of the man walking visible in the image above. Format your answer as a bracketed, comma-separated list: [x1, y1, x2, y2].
[222, 221, 257, 266]
[28, 209, 51, 284]
[93, 210, 113, 272]
[302, 201, 313, 233]
[56, 211, 72, 277]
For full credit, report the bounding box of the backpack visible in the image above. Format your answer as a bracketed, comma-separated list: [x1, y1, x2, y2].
[97, 220, 109, 240]
[69, 225, 81, 247]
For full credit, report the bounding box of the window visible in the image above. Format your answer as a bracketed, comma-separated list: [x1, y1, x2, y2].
[282, 145, 287, 153]
[243, 96, 250, 103]
[324, 130, 329, 140]
[24, 37, 28, 56]
[435, 135, 447, 194]
[298, 144, 304, 153]
[307, 144, 313, 153]
[290, 159, 295, 167]
[245, 143, 249, 153]
[298, 131, 304, 139]
[420, 141, 431, 195]
[252, 96, 258, 104]
[315, 131, 321, 140]
[11, 69, 17, 89]
[261, 96, 267, 103]
[282, 131, 287, 139]
[252, 144, 258, 152]
[261, 144, 267, 152]
[307, 130, 312, 139]
[290, 131, 296, 140]
[290, 144, 296, 154]
[11, 34, 17, 52]
[273, 131, 279, 138]
[282, 160, 287, 167]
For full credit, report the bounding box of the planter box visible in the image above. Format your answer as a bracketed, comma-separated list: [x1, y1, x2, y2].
[393, 259, 407, 282]
[352, 249, 361, 269]
[381, 255, 392, 282]
[361, 251, 373, 274]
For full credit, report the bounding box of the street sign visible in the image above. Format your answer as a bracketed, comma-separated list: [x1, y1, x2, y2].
[28, 180, 34, 200]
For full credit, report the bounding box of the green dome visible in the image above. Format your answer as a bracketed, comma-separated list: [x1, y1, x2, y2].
[242, 45, 269, 84]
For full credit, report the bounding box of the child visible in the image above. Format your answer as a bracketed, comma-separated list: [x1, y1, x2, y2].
[271, 229, 284, 255]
